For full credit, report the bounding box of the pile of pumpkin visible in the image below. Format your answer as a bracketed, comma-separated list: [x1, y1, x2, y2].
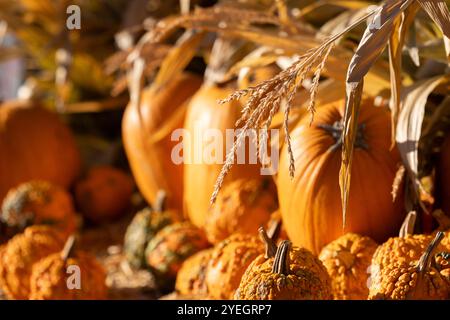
[2, 67, 450, 300]
[0, 99, 139, 299]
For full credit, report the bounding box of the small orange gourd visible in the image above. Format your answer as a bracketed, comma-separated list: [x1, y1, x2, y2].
[175, 248, 213, 296]
[0, 226, 65, 299]
[319, 233, 377, 300]
[205, 178, 277, 244]
[236, 239, 332, 300]
[369, 232, 449, 300]
[75, 166, 134, 223]
[29, 236, 108, 300]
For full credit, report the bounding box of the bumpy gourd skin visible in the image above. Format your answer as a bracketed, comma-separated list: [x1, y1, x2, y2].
[29, 251, 107, 300]
[145, 222, 210, 288]
[124, 207, 177, 269]
[0, 226, 65, 299]
[369, 233, 449, 300]
[319, 233, 377, 300]
[370, 234, 440, 284]
[368, 261, 449, 300]
[175, 248, 213, 296]
[205, 179, 277, 244]
[205, 234, 264, 299]
[1, 181, 77, 237]
[236, 246, 332, 300]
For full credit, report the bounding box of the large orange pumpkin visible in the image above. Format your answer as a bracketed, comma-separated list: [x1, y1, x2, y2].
[277, 99, 404, 254]
[122, 73, 202, 211]
[438, 134, 450, 217]
[183, 84, 261, 227]
[0, 100, 81, 202]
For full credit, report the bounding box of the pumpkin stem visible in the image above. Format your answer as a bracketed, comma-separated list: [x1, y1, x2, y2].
[154, 190, 167, 212]
[259, 226, 277, 259]
[417, 231, 444, 273]
[318, 121, 368, 152]
[61, 235, 76, 261]
[399, 211, 417, 238]
[272, 240, 291, 275]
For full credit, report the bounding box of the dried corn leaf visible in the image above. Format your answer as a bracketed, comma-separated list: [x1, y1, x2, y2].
[340, 0, 414, 225]
[388, 6, 413, 145]
[395, 75, 446, 199]
[153, 30, 205, 89]
[340, 80, 363, 228]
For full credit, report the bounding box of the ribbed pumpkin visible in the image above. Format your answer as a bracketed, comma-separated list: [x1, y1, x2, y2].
[0, 100, 81, 203]
[122, 73, 202, 212]
[29, 236, 107, 300]
[277, 99, 404, 253]
[0, 225, 65, 299]
[1, 181, 78, 238]
[75, 166, 134, 223]
[438, 134, 450, 217]
[205, 178, 278, 244]
[183, 84, 261, 227]
[319, 233, 378, 300]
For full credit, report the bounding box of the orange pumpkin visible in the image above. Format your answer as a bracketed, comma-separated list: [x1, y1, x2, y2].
[122, 73, 202, 212]
[277, 99, 404, 253]
[438, 134, 450, 217]
[0, 100, 81, 203]
[183, 84, 261, 227]
[75, 166, 134, 223]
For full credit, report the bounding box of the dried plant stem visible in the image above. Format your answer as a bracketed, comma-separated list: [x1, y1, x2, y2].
[210, 6, 379, 204]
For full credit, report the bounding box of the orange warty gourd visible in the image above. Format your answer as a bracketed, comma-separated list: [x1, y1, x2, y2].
[0, 226, 65, 299]
[175, 248, 213, 296]
[205, 233, 264, 299]
[438, 134, 450, 217]
[205, 178, 278, 244]
[277, 99, 404, 254]
[29, 236, 108, 300]
[0, 100, 81, 203]
[369, 212, 446, 285]
[75, 166, 134, 223]
[183, 84, 261, 227]
[369, 232, 449, 300]
[319, 233, 378, 300]
[236, 240, 332, 300]
[122, 73, 202, 212]
[1, 180, 78, 237]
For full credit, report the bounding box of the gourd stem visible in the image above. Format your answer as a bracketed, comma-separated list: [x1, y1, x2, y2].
[417, 231, 444, 273]
[272, 240, 291, 275]
[259, 226, 277, 259]
[61, 235, 76, 261]
[318, 121, 368, 152]
[155, 190, 167, 212]
[399, 211, 417, 238]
